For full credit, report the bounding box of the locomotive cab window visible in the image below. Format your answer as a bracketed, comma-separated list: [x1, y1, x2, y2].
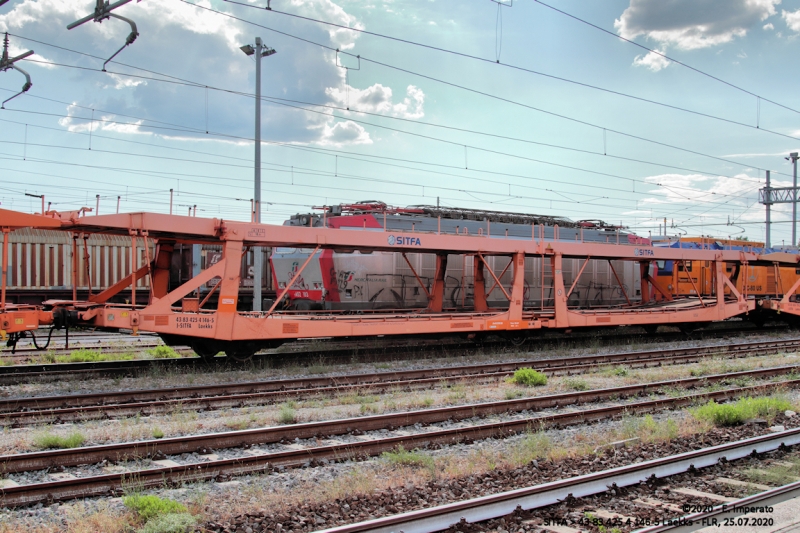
[677, 262, 692, 272]
[655, 260, 673, 274]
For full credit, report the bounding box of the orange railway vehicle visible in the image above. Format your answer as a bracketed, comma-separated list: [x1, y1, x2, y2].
[652, 237, 800, 301]
[2, 207, 796, 360]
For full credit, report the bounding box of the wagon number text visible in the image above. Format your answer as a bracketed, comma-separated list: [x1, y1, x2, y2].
[176, 316, 215, 330]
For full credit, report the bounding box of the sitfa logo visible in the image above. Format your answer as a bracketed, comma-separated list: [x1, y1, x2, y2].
[388, 235, 421, 246]
[634, 248, 655, 257]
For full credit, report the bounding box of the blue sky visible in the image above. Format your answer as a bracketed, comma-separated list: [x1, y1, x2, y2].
[1, 0, 799, 243]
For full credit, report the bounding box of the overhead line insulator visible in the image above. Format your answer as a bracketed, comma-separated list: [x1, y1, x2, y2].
[67, 0, 140, 71]
[0, 32, 34, 109]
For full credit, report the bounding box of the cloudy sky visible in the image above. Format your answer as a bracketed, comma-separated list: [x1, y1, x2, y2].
[1, 0, 799, 243]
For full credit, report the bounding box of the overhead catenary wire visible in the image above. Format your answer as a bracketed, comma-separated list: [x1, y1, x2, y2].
[530, 0, 800, 117]
[172, 3, 787, 179]
[0, 22, 778, 233]
[7, 30, 796, 183]
[3, 79, 788, 187]
[0, 110, 760, 209]
[219, 0, 800, 142]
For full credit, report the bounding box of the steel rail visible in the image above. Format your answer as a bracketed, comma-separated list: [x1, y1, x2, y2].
[312, 429, 800, 533]
[0, 331, 796, 390]
[0, 382, 798, 507]
[0, 374, 797, 480]
[634, 480, 800, 533]
[3, 336, 799, 411]
[0, 341, 166, 356]
[3, 357, 800, 427]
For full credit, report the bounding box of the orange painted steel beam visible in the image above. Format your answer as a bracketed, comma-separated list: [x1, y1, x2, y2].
[0, 307, 53, 338]
[760, 274, 800, 317]
[0, 208, 62, 229]
[473, 256, 487, 312]
[401, 253, 430, 300]
[0, 209, 783, 343]
[483, 255, 514, 301]
[566, 257, 590, 300]
[679, 260, 706, 307]
[89, 263, 150, 304]
[477, 253, 512, 302]
[428, 254, 448, 312]
[608, 260, 632, 306]
[266, 244, 320, 317]
[1, 229, 8, 309]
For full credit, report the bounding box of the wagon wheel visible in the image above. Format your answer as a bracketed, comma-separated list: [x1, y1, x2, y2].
[191, 341, 220, 360]
[503, 332, 527, 347]
[225, 342, 258, 363]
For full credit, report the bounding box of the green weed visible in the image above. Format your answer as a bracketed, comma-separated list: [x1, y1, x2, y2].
[137, 513, 197, 533]
[151, 427, 164, 439]
[57, 349, 107, 363]
[381, 446, 435, 470]
[123, 494, 187, 521]
[563, 377, 589, 391]
[505, 388, 526, 400]
[147, 346, 180, 359]
[277, 404, 297, 425]
[33, 431, 86, 449]
[620, 414, 678, 442]
[510, 368, 547, 387]
[692, 396, 793, 426]
[510, 429, 552, 464]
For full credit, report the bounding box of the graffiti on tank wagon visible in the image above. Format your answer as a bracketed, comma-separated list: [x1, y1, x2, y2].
[337, 270, 355, 290]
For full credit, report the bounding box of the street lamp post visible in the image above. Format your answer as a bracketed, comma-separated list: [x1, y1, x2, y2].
[791, 152, 799, 247]
[241, 37, 276, 312]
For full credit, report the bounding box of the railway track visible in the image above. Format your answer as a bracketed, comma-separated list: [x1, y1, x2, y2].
[2, 341, 799, 426]
[1, 331, 799, 387]
[0, 320, 786, 361]
[1, 371, 798, 507]
[310, 429, 800, 533]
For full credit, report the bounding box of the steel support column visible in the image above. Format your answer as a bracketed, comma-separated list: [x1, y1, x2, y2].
[473, 255, 487, 312]
[508, 252, 525, 321]
[428, 253, 448, 312]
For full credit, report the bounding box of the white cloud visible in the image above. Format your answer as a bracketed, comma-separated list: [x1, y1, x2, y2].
[783, 9, 800, 32]
[0, 0, 413, 147]
[640, 173, 760, 206]
[764, 22, 775, 30]
[316, 120, 372, 146]
[615, 0, 780, 50]
[287, 0, 363, 51]
[325, 84, 425, 119]
[58, 104, 149, 135]
[632, 49, 670, 71]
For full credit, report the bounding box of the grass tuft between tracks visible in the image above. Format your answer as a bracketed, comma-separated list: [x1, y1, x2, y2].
[46, 348, 138, 363]
[124, 494, 196, 533]
[147, 346, 181, 359]
[277, 403, 298, 424]
[33, 430, 86, 450]
[381, 446, 435, 473]
[692, 395, 793, 426]
[509, 368, 547, 387]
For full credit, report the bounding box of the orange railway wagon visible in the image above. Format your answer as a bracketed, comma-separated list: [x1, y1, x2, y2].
[2, 207, 796, 360]
[653, 237, 800, 299]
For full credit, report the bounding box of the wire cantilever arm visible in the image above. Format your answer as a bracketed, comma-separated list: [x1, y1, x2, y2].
[101, 12, 139, 71]
[1, 63, 32, 109]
